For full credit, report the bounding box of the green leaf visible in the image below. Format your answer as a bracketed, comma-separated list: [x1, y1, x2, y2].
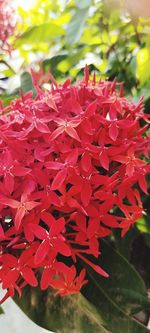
[136, 48, 150, 85]
[14, 287, 109, 333]
[0, 94, 18, 107]
[84, 239, 150, 315]
[75, 0, 91, 9]
[142, 233, 150, 248]
[81, 239, 150, 333]
[42, 54, 68, 76]
[15, 23, 64, 46]
[20, 72, 35, 94]
[0, 306, 4, 314]
[136, 217, 150, 234]
[57, 47, 88, 73]
[113, 228, 139, 259]
[83, 276, 150, 333]
[67, 8, 89, 44]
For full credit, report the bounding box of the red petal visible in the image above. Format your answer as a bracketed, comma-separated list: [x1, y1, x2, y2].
[66, 98, 82, 115]
[41, 212, 56, 227]
[99, 151, 109, 170]
[19, 243, 39, 264]
[1, 254, 17, 267]
[81, 182, 92, 207]
[45, 161, 64, 170]
[21, 267, 38, 287]
[13, 166, 31, 176]
[87, 218, 99, 238]
[15, 206, 25, 230]
[138, 174, 148, 194]
[109, 123, 119, 141]
[126, 163, 134, 177]
[48, 192, 62, 206]
[36, 120, 50, 133]
[49, 126, 64, 141]
[84, 64, 89, 85]
[81, 152, 91, 172]
[41, 268, 53, 290]
[35, 240, 50, 265]
[113, 155, 127, 163]
[0, 224, 5, 240]
[78, 254, 109, 278]
[54, 262, 72, 280]
[85, 100, 97, 117]
[0, 289, 14, 304]
[3, 270, 20, 289]
[24, 224, 34, 242]
[101, 215, 119, 228]
[65, 148, 78, 165]
[29, 224, 47, 240]
[89, 237, 99, 254]
[81, 119, 93, 134]
[4, 174, 14, 194]
[4, 149, 13, 166]
[51, 168, 67, 190]
[0, 195, 19, 208]
[50, 217, 65, 237]
[45, 96, 58, 111]
[65, 126, 80, 141]
[54, 239, 71, 256]
[25, 201, 40, 210]
[98, 226, 112, 237]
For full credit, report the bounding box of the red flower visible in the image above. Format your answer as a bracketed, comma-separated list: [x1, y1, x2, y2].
[0, 190, 39, 230]
[46, 263, 88, 296]
[0, 149, 31, 195]
[0, 0, 17, 51]
[0, 67, 149, 302]
[30, 216, 71, 265]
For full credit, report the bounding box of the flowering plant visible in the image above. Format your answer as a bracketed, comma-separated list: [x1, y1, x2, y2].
[0, 67, 150, 331]
[0, 0, 17, 52]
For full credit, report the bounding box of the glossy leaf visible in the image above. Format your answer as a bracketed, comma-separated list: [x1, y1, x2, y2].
[14, 287, 109, 333]
[83, 278, 150, 333]
[81, 239, 150, 332]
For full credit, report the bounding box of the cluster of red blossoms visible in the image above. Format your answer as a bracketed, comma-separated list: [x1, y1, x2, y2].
[0, 0, 17, 51]
[0, 67, 150, 303]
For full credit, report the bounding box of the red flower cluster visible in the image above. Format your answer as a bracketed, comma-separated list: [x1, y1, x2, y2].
[0, 67, 150, 302]
[0, 0, 17, 50]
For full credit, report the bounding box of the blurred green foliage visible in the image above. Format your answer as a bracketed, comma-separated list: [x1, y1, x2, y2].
[0, 0, 150, 102]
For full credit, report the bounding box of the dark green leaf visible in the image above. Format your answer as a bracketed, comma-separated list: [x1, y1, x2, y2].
[113, 228, 139, 259]
[83, 276, 150, 333]
[143, 233, 150, 248]
[14, 287, 109, 333]
[0, 306, 4, 314]
[42, 54, 68, 76]
[82, 239, 150, 316]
